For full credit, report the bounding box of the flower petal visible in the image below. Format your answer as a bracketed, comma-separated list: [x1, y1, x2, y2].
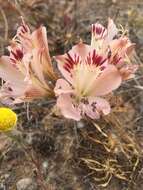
[91, 23, 107, 40]
[32, 26, 52, 65]
[54, 79, 73, 95]
[69, 42, 91, 60]
[16, 19, 32, 53]
[31, 49, 49, 87]
[0, 81, 27, 105]
[106, 18, 118, 42]
[55, 54, 73, 83]
[55, 43, 90, 83]
[91, 23, 107, 50]
[89, 64, 122, 96]
[81, 103, 100, 120]
[0, 80, 48, 105]
[110, 37, 129, 55]
[92, 97, 111, 115]
[57, 94, 81, 121]
[119, 65, 138, 80]
[81, 97, 110, 120]
[24, 84, 48, 99]
[31, 26, 57, 80]
[0, 56, 25, 84]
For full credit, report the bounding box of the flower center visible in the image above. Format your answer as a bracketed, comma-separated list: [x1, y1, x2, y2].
[72, 50, 106, 98]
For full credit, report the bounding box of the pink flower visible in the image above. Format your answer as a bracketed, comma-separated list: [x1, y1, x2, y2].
[54, 43, 121, 121]
[0, 18, 57, 104]
[91, 18, 138, 80]
[54, 19, 137, 121]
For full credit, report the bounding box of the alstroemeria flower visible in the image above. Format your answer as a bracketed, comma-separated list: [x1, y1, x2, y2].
[91, 18, 138, 80]
[54, 43, 121, 121]
[0, 18, 57, 104]
[54, 19, 137, 121]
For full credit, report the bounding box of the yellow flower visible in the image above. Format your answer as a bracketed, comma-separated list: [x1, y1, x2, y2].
[0, 108, 17, 132]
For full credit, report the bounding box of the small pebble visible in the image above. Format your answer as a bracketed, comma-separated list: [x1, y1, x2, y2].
[77, 121, 85, 129]
[16, 178, 37, 190]
[0, 184, 6, 190]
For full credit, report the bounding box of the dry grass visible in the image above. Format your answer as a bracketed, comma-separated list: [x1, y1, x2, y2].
[0, 0, 143, 189]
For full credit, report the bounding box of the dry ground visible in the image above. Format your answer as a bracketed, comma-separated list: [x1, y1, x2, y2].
[0, 0, 143, 190]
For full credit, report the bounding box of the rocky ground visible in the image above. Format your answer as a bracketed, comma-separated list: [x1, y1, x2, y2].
[0, 0, 143, 190]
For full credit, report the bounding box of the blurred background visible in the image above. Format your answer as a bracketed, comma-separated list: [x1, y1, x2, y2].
[0, 0, 143, 60]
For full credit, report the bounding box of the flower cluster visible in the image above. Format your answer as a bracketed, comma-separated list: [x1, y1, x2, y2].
[0, 18, 57, 104]
[54, 18, 138, 120]
[0, 18, 137, 121]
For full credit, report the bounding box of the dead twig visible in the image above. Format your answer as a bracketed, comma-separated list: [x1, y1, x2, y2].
[0, 8, 8, 41]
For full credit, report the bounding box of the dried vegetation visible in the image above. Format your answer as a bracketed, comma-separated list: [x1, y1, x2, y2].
[0, 0, 143, 189]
